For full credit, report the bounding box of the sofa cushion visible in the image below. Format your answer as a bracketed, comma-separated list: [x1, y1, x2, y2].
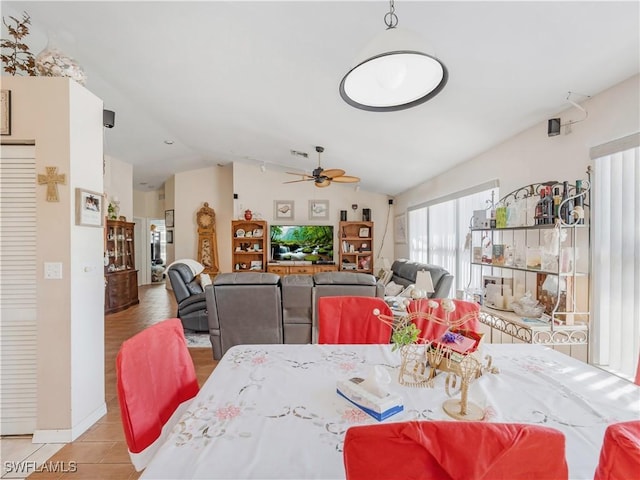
[214, 272, 280, 286]
[390, 259, 453, 299]
[313, 272, 377, 286]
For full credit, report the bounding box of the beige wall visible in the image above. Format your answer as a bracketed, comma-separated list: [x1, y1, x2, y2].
[1, 76, 106, 441]
[172, 165, 233, 270]
[104, 155, 133, 220]
[133, 188, 165, 219]
[394, 74, 640, 259]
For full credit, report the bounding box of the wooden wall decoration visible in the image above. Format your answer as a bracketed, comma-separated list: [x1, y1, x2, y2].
[196, 202, 220, 276]
[37, 166, 66, 202]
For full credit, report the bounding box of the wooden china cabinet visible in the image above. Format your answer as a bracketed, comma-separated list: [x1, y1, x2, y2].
[104, 219, 139, 313]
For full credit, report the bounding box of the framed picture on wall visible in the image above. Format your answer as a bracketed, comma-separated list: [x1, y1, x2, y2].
[166, 229, 174, 244]
[75, 188, 104, 227]
[274, 200, 294, 220]
[394, 213, 407, 244]
[165, 209, 175, 227]
[309, 200, 329, 220]
[1, 90, 11, 135]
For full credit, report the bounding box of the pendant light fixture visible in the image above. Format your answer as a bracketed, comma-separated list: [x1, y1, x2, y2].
[339, 0, 448, 112]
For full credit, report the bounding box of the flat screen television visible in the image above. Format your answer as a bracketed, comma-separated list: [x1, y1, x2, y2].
[270, 225, 334, 264]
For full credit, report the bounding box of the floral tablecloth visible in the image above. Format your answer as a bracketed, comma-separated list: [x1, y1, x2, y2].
[141, 343, 639, 479]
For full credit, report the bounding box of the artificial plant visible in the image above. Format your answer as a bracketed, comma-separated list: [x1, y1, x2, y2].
[1, 11, 37, 76]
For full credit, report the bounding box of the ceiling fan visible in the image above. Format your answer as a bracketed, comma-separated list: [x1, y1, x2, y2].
[284, 146, 360, 188]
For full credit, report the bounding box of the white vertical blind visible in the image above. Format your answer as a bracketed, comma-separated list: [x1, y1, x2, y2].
[408, 182, 498, 294]
[592, 137, 640, 379]
[0, 146, 37, 434]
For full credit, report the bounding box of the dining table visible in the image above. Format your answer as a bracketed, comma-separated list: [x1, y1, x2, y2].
[141, 343, 640, 480]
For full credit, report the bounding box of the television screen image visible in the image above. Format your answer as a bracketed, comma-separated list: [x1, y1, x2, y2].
[270, 225, 334, 263]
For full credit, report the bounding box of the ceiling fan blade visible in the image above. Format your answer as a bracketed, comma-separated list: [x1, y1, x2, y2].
[331, 175, 360, 183]
[314, 178, 331, 188]
[285, 171, 314, 178]
[283, 178, 315, 184]
[322, 168, 346, 179]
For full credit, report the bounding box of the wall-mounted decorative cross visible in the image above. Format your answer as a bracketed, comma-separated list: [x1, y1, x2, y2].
[37, 166, 66, 202]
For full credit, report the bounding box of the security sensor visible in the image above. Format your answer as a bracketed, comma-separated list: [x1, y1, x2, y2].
[548, 118, 561, 137]
[103, 109, 115, 128]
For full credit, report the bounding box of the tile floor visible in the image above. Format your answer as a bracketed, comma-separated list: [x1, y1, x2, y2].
[1, 284, 217, 480]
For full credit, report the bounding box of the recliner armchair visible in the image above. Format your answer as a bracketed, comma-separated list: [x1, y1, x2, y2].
[167, 263, 209, 332]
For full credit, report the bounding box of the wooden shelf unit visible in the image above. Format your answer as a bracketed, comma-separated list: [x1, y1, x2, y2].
[266, 263, 337, 276]
[104, 219, 139, 313]
[338, 221, 374, 274]
[232, 220, 267, 273]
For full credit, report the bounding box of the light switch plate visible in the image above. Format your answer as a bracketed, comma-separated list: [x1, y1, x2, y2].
[44, 262, 63, 279]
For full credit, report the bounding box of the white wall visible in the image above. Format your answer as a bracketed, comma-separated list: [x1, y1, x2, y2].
[394, 74, 640, 259]
[68, 82, 106, 433]
[2, 76, 106, 441]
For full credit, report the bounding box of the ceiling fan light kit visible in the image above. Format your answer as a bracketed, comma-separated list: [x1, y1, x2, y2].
[339, 0, 448, 112]
[284, 146, 360, 188]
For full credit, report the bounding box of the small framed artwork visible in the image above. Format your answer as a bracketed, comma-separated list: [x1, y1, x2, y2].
[75, 188, 104, 227]
[309, 200, 329, 220]
[358, 227, 370, 238]
[166, 230, 174, 244]
[274, 200, 294, 220]
[394, 213, 407, 244]
[165, 209, 175, 228]
[1, 90, 11, 135]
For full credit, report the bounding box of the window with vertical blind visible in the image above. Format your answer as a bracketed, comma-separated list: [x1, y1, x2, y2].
[591, 133, 640, 380]
[408, 181, 499, 294]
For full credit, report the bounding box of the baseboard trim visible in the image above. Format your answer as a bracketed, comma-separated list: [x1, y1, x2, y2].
[32, 402, 107, 444]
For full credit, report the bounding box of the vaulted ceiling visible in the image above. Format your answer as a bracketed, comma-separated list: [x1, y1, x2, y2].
[3, 1, 639, 194]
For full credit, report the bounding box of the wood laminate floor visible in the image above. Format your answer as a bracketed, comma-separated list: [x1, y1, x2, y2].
[23, 284, 217, 480]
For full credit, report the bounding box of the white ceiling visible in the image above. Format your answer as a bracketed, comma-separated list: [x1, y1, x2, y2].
[3, 1, 639, 195]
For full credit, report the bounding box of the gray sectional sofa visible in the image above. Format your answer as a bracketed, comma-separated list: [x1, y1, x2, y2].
[389, 259, 453, 299]
[204, 271, 384, 359]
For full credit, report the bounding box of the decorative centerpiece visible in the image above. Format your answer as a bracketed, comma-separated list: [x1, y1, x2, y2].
[35, 41, 87, 85]
[376, 299, 498, 421]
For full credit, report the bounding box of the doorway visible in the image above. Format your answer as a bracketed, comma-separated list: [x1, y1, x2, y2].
[150, 219, 167, 283]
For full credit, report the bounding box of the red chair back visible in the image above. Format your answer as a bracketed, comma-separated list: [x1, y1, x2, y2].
[408, 298, 481, 341]
[594, 420, 640, 480]
[116, 318, 199, 469]
[343, 420, 568, 480]
[318, 296, 392, 344]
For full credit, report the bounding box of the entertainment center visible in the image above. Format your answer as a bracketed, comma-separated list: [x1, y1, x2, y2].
[240, 221, 375, 276]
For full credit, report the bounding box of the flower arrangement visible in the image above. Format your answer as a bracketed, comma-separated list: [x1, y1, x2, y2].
[35, 45, 87, 85]
[1, 12, 37, 76]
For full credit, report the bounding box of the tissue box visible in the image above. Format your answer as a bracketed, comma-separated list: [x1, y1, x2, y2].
[337, 377, 404, 421]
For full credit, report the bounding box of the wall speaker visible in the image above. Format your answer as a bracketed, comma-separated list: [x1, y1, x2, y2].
[340, 210, 347, 221]
[233, 193, 238, 199]
[362, 208, 371, 222]
[548, 118, 561, 137]
[388, 199, 394, 205]
[103, 109, 115, 128]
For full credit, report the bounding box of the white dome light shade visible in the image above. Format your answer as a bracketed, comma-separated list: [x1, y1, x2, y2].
[340, 26, 448, 111]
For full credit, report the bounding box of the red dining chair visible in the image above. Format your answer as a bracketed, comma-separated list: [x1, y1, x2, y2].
[343, 420, 568, 480]
[594, 420, 640, 480]
[116, 318, 200, 471]
[318, 296, 392, 344]
[407, 298, 481, 342]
